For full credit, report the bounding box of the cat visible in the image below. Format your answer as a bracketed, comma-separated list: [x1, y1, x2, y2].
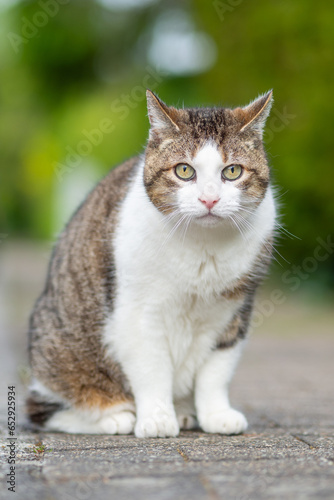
[26, 89, 276, 438]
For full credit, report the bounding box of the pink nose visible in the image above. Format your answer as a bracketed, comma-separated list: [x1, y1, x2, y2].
[199, 197, 220, 210]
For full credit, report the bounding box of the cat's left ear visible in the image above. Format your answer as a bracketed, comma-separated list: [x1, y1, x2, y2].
[146, 89, 180, 137]
[235, 90, 273, 137]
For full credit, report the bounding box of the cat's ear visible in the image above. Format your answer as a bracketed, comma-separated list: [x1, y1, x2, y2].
[146, 89, 180, 137]
[235, 90, 273, 136]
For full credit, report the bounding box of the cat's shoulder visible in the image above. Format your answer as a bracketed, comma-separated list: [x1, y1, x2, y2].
[93, 155, 141, 207]
[101, 155, 141, 189]
[64, 155, 141, 230]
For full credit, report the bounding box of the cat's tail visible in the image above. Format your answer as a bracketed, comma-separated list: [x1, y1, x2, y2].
[25, 380, 136, 434]
[26, 391, 65, 428]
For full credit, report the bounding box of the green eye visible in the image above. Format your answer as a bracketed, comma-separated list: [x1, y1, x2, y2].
[175, 164, 196, 181]
[222, 164, 243, 181]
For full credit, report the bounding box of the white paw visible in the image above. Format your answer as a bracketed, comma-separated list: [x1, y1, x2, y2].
[177, 414, 198, 430]
[100, 411, 136, 435]
[135, 410, 179, 438]
[199, 408, 248, 435]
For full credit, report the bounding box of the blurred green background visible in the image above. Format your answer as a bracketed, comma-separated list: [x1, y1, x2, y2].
[1, 0, 333, 293]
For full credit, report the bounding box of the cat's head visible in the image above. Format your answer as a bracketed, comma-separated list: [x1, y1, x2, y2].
[144, 90, 273, 227]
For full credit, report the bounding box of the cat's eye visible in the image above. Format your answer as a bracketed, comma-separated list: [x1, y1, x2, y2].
[222, 164, 243, 181]
[175, 164, 196, 181]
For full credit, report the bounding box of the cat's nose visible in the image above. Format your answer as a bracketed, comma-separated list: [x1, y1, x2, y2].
[198, 196, 220, 210]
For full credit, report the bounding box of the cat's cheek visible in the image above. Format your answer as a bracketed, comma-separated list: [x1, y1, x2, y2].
[176, 184, 200, 215]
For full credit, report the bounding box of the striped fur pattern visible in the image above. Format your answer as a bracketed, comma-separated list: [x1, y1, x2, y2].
[144, 90, 272, 212]
[27, 90, 276, 436]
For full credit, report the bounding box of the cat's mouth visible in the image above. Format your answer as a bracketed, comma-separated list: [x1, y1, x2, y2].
[196, 212, 221, 225]
[199, 212, 220, 219]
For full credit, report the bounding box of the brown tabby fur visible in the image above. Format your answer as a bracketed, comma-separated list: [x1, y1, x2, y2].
[144, 91, 272, 213]
[28, 158, 139, 423]
[27, 90, 274, 426]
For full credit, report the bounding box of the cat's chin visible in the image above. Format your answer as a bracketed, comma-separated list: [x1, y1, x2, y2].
[195, 213, 223, 227]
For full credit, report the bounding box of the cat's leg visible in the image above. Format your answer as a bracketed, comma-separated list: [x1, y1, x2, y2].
[195, 340, 248, 435]
[127, 349, 179, 438]
[122, 346, 179, 438]
[106, 312, 179, 438]
[44, 403, 136, 434]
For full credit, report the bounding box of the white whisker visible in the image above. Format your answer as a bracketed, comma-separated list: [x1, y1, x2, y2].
[227, 214, 247, 242]
[233, 211, 289, 266]
[180, 214, 193, 247]
[158, 212, 189, 254]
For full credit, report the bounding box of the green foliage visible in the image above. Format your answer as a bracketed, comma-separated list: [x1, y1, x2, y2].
[1, 0, 333, 286]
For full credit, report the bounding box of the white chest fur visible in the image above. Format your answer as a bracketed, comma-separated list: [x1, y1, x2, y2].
[104, 165, 276, 400]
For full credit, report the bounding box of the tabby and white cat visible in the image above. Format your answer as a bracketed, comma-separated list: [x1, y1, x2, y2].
[27, 90, 276, 438]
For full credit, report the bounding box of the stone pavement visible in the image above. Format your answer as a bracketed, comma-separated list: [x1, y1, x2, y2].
[0, 243, 333, 499]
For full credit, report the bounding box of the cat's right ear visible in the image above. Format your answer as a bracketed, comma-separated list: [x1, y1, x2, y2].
[146, 90, 180, 138]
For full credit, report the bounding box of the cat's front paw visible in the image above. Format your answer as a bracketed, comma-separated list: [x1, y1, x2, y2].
[135, 410, 179, 438]
[99, 411, 136, 435]
[199, 408, 247, 435]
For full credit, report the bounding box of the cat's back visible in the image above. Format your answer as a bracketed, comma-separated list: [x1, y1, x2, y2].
[27, 157, 140, 415]
[29, 155, 140, 346]
[65, 154, 140, 241]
